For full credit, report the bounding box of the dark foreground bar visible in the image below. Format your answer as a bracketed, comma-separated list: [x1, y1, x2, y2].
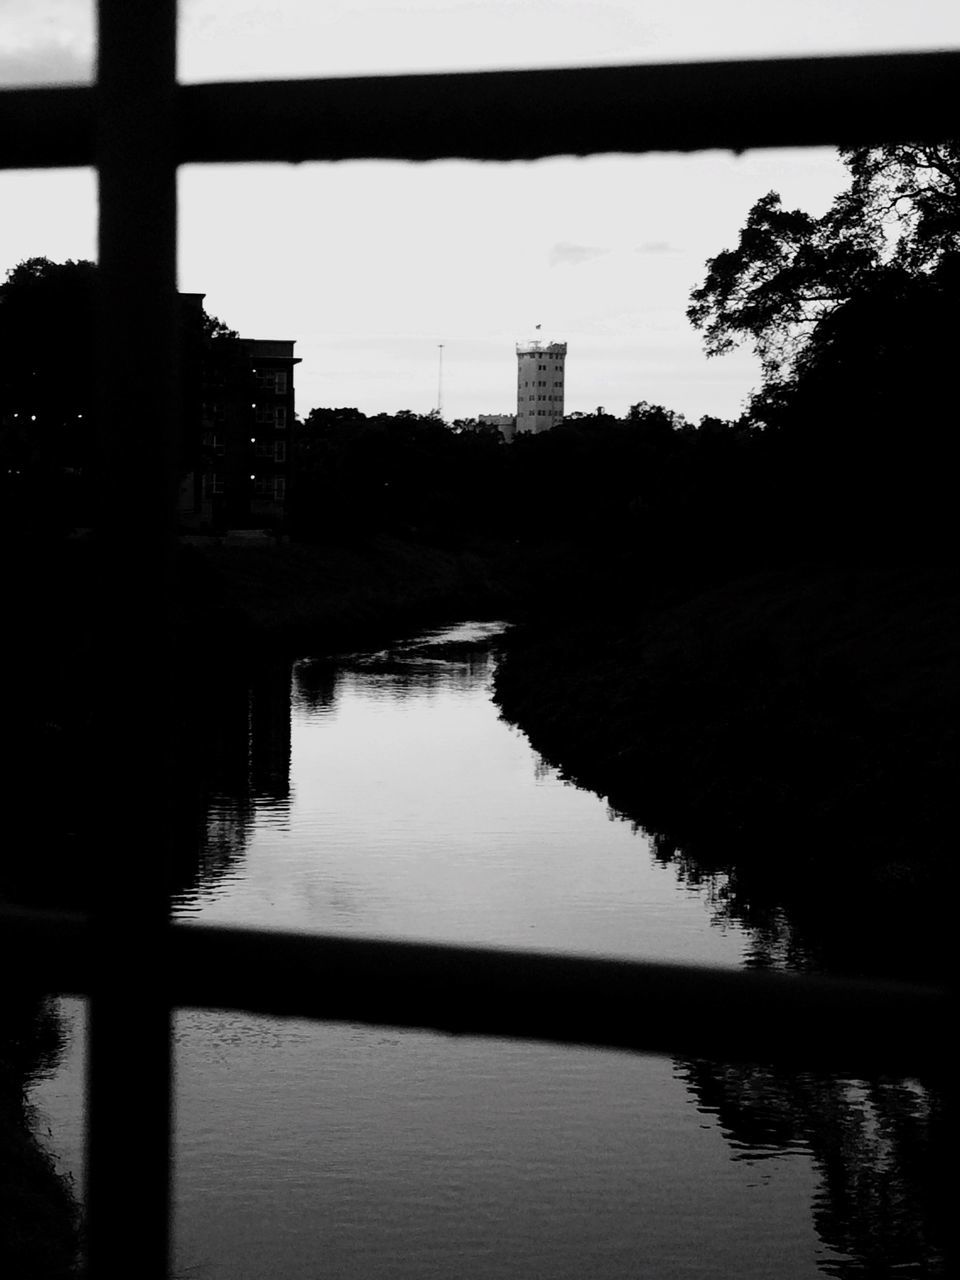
[3, 907, 946, 1078]
[2, 49, 959, 171]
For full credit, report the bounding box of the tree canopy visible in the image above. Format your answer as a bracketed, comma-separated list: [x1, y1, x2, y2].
[0, 257, 240, 526]
[687, 144, 960, 382]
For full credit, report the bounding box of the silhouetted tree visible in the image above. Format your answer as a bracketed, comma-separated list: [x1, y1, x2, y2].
[0, 257, 238, 530]
[689, 146, 960, 557]
[688, 144, 960, 382]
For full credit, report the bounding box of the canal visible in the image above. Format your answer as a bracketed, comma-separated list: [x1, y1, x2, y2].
[30, 621, 939, 1278]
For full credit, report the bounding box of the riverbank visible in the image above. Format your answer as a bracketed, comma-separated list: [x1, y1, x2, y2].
[5, 533, 535, 911]
[493, 561, 958, 978]
[176, 535, 519, 658]
[2, 533, 526, 1277]
[0, 995, 80, 1278]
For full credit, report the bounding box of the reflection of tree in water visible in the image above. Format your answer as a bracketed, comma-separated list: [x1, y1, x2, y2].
[0, 993, 81, 1277]
[171, 659, 291, 908]
[522, 755, 944, 1275]
[308, 645, 496, 706]
[293, 657, 339, 714]
[344, 661, 488, 701]
[641, 820, 946, 1275]
[654, 837, 816, 972]
[533, 752, 557, 783]
[182, 633, 496, 905]
[677, 1059, 944, 1277]
[643, 821, 945, 981]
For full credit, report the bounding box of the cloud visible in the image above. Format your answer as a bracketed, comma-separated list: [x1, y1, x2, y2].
[0, 44, 92, 87]
[634, 241, 681, 255]
[548, 242, 610, 268]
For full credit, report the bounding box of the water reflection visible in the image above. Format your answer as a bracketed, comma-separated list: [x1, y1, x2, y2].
[643, 821, 947, 983]
[36, 618, 941, 1279]
[293, 656, 338, 715]
[494, 647, 945, 1278]
[677, 1061, 944, 1277]
[296, 626, 504, 710]
[0, 993, 81, 1277]
[171, 659, 291, 911]
[174, 623, 505, 914]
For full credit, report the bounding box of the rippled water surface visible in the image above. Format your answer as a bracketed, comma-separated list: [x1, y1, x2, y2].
[31, 622, 937, 1278]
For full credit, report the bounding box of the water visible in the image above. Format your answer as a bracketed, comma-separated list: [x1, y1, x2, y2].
[29, 621, 937, 1278]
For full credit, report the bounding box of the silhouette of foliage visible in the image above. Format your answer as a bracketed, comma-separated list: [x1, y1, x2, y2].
[0, 257, 238, 530]
[688, 144, 960, 380]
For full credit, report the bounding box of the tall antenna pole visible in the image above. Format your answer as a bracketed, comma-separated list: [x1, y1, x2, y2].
[437, 343, 444, 420]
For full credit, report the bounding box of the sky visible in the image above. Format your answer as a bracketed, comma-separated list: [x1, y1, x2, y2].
[2, 1, 960, 423]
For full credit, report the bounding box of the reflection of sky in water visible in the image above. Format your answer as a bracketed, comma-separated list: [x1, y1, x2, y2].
[32, 619, 942, 1280]
[182, 620, 748, 967]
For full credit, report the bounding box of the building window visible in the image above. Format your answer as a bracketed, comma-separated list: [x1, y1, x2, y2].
[255, 369, 288, 394]
[254, 405, 288, 428]
[274, 441, 286, 462]
[274, 477, 286, 501]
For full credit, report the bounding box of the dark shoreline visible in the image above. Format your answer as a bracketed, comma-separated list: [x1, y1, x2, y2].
[11, 537, 957, 963]
[0, 995, 81, 1279]
[5, 541, 952, 1274]
[176, 535, 519, 659]
[493, 561, 958, 981]
[3, 533, 521, 1279]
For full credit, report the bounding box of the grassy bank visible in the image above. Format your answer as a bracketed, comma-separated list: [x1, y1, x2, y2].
[493, 562, 958, 977]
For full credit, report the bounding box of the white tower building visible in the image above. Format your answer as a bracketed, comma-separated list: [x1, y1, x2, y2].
[516, 339, 566, 435]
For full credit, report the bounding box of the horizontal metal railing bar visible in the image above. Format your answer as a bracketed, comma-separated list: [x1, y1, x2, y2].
[2, 49, 959, 171]
[0, 85, 92, 170]
[176, 51, 960, 163]
[3, 906, 946, 1075]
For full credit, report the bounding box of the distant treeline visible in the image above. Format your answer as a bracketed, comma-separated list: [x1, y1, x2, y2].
[290, 332, 953, 593]
[294, 143, 960, 586]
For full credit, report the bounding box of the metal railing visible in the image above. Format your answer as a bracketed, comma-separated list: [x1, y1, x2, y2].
[1, 4, 952, 1275]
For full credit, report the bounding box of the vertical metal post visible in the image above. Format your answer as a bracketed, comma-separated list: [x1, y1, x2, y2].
[87, 2, 179, 1275]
